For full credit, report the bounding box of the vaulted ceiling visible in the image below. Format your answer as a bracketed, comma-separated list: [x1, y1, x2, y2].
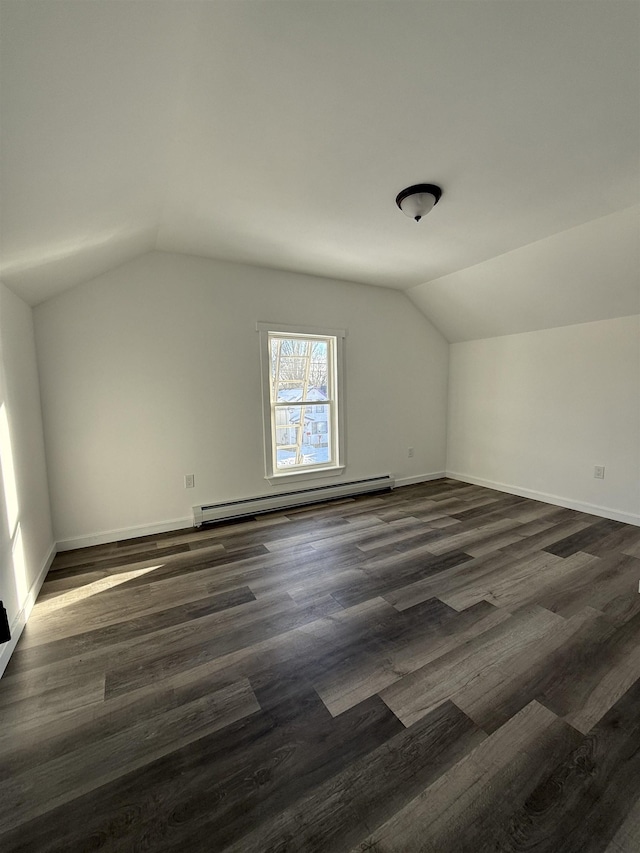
[1, 1, 638, 340]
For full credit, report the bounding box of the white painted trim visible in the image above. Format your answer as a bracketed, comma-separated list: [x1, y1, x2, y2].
[256, 321, 347, 338]
[394, 472, 447, 488]
[446, 471, 640, 527]
[56, 516, 193, 552]
[0, 541, 56, 679]
[266, 465, 346, 485]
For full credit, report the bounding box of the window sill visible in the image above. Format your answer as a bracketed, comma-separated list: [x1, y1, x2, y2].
[265, 465, 345, 486]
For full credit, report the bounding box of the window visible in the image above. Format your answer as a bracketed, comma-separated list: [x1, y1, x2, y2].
[257, 323, 345, 480]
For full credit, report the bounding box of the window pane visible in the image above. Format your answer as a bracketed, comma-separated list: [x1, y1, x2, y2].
[274, 403, 332, 469]
[275, 381, 305, 403]
[309, 341, 328, 391]
[270, 336, 330, 403]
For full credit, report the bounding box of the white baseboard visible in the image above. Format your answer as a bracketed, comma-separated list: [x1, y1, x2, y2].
[394, 472, 447, 488]
[446, 471, 640, 527]
[56, 516, 194, 552]
[0, 542, 56, 679]
[58, 477, 453, 550]
[53, 469, 639, 552]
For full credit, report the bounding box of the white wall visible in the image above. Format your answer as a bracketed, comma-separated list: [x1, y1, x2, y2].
[0, 283, 55, 676]
[447, 315, 640, 524]
[408, 205, 640, 343]
[34, 251, 449, 547]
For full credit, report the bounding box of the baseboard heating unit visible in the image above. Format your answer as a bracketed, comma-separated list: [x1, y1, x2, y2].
[193, 475, 395, 526]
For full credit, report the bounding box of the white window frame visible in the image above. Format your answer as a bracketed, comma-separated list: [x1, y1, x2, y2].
[257, 322, 346, 483]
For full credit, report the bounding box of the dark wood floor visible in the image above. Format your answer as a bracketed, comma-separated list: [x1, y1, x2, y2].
[2, 479, 640, 852]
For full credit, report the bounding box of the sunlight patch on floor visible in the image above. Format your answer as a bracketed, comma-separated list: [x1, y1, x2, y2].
[35, 565, 163, 615]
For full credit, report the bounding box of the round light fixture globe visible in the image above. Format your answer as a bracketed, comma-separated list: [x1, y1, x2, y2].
[396, 183, 442, 222]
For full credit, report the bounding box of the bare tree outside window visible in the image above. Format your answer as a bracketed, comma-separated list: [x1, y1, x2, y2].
[268, 335, 335, 470]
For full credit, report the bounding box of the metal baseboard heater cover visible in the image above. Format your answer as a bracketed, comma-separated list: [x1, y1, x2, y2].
[193, 475, 394, 526]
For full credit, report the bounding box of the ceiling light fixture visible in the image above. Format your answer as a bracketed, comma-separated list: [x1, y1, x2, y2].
[395, 183, 442, 222]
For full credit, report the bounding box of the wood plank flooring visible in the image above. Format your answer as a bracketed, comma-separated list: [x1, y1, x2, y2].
[2, 478, 640, 851]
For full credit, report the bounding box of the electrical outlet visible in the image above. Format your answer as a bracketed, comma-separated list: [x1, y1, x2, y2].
[184, 474, 195, 489]
[594, 466, 605, 480]
[408, 447, 414, 458]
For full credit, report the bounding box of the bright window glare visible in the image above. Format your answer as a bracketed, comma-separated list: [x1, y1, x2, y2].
[0, 402, 19, 537]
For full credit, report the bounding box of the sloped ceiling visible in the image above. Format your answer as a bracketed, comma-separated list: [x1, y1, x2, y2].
[1, 1, 638, 341]
[408, 205, 640, 342]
